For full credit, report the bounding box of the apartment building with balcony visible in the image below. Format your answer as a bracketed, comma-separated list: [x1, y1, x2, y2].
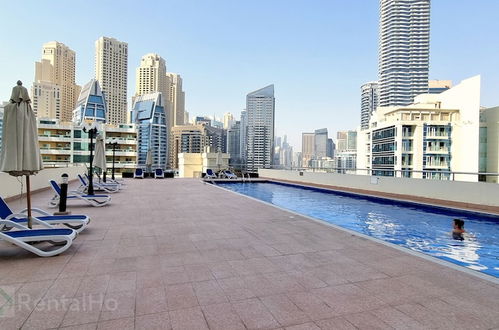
[357, 76, 481, 182]
[37, 119, 137, 174]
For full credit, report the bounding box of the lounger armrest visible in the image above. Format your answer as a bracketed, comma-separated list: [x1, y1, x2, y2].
[0, 219, 29, 230]
[19, 208, 51, 216]
[5, 214, 54, 228]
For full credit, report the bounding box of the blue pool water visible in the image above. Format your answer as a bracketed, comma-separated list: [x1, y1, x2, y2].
[217, 181, 499, 278]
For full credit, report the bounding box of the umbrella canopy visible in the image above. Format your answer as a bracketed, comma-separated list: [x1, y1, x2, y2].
[0, 81, 43, 228]
[0, 81, 43, 175]
[145, 148, 153, 168]
[93, 134, 107, 172]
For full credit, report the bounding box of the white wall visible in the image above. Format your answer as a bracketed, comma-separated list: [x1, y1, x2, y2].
[0, 166, 85, 199]
[259, 169, 499, 209]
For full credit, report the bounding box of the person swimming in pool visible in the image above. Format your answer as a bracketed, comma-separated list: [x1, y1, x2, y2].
[452, 219, 466, 240]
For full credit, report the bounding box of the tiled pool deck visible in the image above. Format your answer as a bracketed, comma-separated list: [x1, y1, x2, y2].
[1, 178, 499, 330]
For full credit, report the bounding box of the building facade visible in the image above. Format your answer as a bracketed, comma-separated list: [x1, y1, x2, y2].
[357, 76, 481, 182]
[32, 41, 80, 121]
[314, 128, 329, 158]
[166, 73, 185, 127]
[378, 0, 430, 107]
[72, 79, 107, 125]
[301, 132, 315, 167]
[170, 125, 208, 169]
[37, 119, 137, 173]
[227, 121, 241, 166]
[95, 37, 128, 125]
[244, 85, 275, 172]
[429, 80, 452, 94]
[131, 93, 168, 170]
[361, 81, 379, 130]
[480, 106, 499, 183]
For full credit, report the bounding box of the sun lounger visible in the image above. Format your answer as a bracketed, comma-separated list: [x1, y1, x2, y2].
[223, 170, 238, 179]
[0, 221, 76, 257]
[78, 174, 119, 193]
[155, 168, 165, 179]
[0, 197, 90, 233]
[205, 169, 217, 179]
[134, 168, 144, 179]
[49, 180, 111, 208]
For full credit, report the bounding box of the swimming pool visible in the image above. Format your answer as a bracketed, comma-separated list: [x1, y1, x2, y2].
[217, 181, 499, 278]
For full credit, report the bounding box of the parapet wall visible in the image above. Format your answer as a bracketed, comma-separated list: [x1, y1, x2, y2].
[0, 166, 85, 200]
[259, 169, 499, 214]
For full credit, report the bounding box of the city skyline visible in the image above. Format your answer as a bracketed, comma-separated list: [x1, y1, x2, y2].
[1, 1, 499, 150]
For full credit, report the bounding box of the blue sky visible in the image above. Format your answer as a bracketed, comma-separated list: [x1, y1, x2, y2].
[1, 0, 498, 149]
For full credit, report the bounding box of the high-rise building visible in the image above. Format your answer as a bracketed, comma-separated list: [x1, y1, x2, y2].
[227, 121, 241, 166]
[327, 138, 335, 158]
[335, 130, 357, 172]
[166, 73, 185, 127]
[223, 112, 235, 129]
[131, 93, 168, 170]
[357, 75, 481, 181]
[135, 53, 170, 102]
[239, 110, 247, 164]
[479, 106, 499, 183]
[32, 41, 80, 121]
[95, 37, 128, 125]
[72, 79, 107, 125]
[244, 85, 275, 172]
[361, 81, 379, 129]
[429, 80, 452, 94]
[301, 132, 315, 167]
[314, 128, 328, 158]
[378, 0, 430, 107]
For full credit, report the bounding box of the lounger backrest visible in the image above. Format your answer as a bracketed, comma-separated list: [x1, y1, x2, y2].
[155, 168, 163, 175]
[207, 169, 213, 175]
[0, 197, 14, 219]
[78, 174, 87, 186]
[49, 180, 62, 195]
[135, 168, 143, 175]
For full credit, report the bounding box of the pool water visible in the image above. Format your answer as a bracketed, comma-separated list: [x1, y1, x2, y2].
[217, 181, 499, 278]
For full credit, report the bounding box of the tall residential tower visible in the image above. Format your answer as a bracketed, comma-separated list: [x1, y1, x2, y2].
[360, 81, 379, 129]
[378, 0, 430, 107]
[95, 37, 128, 124]
[244, 85, 275, 172]
[166, 73, 185, 127]
[32, 41, 80, 121]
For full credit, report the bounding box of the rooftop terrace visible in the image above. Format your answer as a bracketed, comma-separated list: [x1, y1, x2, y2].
[1, 178, 499, 329]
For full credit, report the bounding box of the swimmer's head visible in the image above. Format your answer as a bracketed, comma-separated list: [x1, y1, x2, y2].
[453, 219, 464, 229]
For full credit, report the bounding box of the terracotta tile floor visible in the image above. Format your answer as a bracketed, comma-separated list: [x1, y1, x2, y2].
[1, 178, 499, 329]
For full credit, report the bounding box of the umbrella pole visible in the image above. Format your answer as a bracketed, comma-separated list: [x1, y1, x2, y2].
[26, 175, 32, 229]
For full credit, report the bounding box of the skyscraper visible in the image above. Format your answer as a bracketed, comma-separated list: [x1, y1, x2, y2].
[166, 73, 185, 127]
[360, 81, 379, 130]
[135, 53, 170, 101]
[314, 128, 328, 158]
[131, 93, 168, 170]
[32, 41, 80, 121]
[223, 112, 235, 129]
[244, 85, 275, 172]
[95, 37, 128, 125]
[378, 0, 430, 107]
[72, 79, 107, 125]
[301, 132, 315, 167]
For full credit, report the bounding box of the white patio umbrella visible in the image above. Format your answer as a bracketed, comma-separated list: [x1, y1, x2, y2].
[0, 81, 43, 228]
[216, 150, 223, 174]
[92, 133, 107, 181]
[145, 148, 153, 173]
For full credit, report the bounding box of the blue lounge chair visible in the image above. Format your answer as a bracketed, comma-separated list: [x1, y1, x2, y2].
[0, 221, 76, 257]
[48, 180, 111, 208]
[222, 169, 238, 179]
[134, 168, 144, 179]
[78, 174, 120, 193]
[205, 169, 217, 179]
[0, 197, 90, 233]
[155, 168, 164, 179]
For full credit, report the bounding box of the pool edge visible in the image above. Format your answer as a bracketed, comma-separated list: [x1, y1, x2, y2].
[209, 181, 499, 285]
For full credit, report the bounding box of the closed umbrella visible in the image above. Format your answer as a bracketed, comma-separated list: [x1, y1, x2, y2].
[145, 148, 153, 173]
[216, 151, 222, 173]
[93, 134, 107, 181]
[0, 81, 43, 228]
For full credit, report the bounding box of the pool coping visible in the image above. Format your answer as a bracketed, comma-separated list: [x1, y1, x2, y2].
[208, 180, 499, 285]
